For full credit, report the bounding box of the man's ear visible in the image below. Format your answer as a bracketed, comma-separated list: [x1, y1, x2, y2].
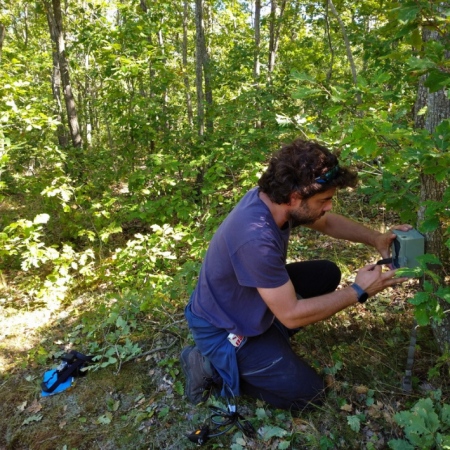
[288, 191, 302, 205]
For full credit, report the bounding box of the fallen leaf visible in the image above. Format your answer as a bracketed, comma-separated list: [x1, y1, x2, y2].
[367, 405, 381, 418]
[341, 403, 353, 412]
[96, 412, 112, 425]
[292, 417, 309, 432]
[354, 385, 369, 394]
[17, 401, 27, 412]
[59, 421, 66, 429]
[26, 400, 42, 414]
[63, 405, 68, 412]
[22, 414, 43, 426]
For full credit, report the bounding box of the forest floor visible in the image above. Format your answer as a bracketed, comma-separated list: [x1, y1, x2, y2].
[0, 190, 449, 450]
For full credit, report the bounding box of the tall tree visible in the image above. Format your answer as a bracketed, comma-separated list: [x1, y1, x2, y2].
[414, 27, 450, 352]
[45, 8, 68, 147]
[46, 0, 83, 148]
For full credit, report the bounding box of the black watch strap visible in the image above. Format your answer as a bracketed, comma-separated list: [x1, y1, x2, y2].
[351, 283, 369, 304]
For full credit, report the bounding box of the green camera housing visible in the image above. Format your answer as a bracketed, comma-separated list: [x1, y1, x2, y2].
[391, 229, 425, 269]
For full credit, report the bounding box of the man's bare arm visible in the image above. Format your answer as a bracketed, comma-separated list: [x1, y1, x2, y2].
[258, 280, 358, 329]
[258, 264, 409, 329]
[305, 213, 413, 260]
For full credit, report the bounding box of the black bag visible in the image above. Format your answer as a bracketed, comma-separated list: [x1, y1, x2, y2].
[41, 350, 94, 394]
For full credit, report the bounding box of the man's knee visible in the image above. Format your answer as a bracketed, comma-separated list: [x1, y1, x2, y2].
[322, 260, 341, 293]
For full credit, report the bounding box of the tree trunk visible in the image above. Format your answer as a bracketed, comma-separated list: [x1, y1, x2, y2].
[268, 0, 277, 74]
[183, 0, 194, 127]
[0, 23, 6, 64]
[195, 0, 206, 137]
[139, 0, 156, 152]
[253, 0, 261, 79]
[49, 0, 83, 148]
[268, 0, 287, 75]
[414, 27, 450, 352]
[46, 8, 69, 148]
[324, 1, 334, 82]
[328, 0, 361, 104]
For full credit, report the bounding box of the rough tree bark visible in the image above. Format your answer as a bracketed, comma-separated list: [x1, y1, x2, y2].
[414, 28, 450, 352]
[48, 0, 83, 148]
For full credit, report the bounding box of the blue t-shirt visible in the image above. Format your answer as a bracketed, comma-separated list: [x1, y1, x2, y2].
[191, 187, 292, 336]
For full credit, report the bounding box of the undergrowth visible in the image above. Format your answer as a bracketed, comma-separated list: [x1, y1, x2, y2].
[1, 191, 449, 449]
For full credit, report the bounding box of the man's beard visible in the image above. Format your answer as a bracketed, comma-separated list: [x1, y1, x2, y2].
[287, 202, 325, 225]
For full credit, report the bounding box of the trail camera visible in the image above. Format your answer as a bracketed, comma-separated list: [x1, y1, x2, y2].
[391, 229, 425, 269]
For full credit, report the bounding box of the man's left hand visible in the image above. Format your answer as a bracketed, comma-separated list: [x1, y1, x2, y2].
[374, 224, 413, 261]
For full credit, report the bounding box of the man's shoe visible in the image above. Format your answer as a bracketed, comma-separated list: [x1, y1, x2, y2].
[180, 345, 215, 404]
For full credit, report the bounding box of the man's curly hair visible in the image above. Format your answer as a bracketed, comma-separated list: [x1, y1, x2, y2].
[258, 139, 358, 204]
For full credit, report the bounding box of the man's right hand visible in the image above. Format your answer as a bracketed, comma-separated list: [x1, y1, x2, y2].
[355, 264, 409, 297]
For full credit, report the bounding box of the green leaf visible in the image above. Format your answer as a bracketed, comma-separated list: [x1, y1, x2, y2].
[415, 303, 430, 326]
[292, 87, 322, 99]
[278, 441, 290, 449]
[256, 407, 268, 420]
[416, 254, 442, 267]
[395, 266, 423, 278]
[424, 70, 450, 93]
[407, 57, 435, 71]
[419, 217, 440, 233]
[388, 439, 415, 450]
[291, 71, 316, 83]
[174, 380, 184, 396]
[436, 286, 450, 304]
[408, 291, 431, 305]
[347, 415, 361, 432]
[261, 425, 287, 440]
[396, 3, 420, 23]
[158, 407, 170, 418]
[441, 404, 450, 427]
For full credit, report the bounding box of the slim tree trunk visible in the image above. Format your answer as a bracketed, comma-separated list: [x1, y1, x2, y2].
[0, 23, 6, 64]
[328, 0, 361, 104]
[202, 0, 213, 133]
[268, 0, 277, 74]
[268, 0, 287, 74]
[324, 1, 334, 82]
[46, 9, 69, 147]
[253, 0, 261, 79]
[195, 0, 206, 137]
[139, 0, 156, 151]
[183, 0, 194, 127]
[49, 0, 83, 148]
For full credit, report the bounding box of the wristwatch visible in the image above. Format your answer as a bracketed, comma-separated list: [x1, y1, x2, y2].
[351, 283, 369, 304]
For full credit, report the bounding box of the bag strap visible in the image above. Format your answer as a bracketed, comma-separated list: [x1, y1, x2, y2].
[402, 320, 417, 393]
